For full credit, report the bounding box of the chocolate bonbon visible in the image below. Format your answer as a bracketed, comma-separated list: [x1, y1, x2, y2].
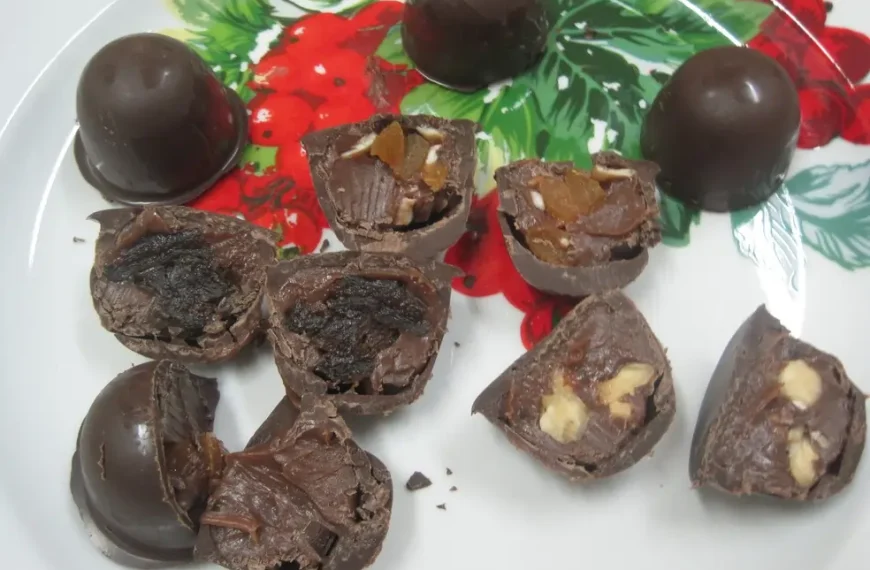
[195, 397, 392, 570]
[75, 33, 248, 205]
[641, 46, 800, 212]
[690, 306, 866, 500]
[89, 206, 277, 363]
[266, 251, 457, 415]
[473, 292, 675, 481]
[496, 152, 661, 296]
[303, 114, 479, 259]
[70, 361, 224, 567]
[402, 0, 550, 92]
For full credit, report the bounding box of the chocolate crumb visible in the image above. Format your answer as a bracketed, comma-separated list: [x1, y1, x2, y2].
[73, 236, 86, 243]
[824, 1, 833, 12]
[436, 503, 447, 511]
[446, 468, 453, 476]
[462, 275, 477, 289]
[450, 486, 457, 492]
[406, 471, 432, 491]
[319, 239, 331, 252]
[454, 342, 461, 348]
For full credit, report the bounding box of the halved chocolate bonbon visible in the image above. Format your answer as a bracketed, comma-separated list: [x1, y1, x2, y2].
[497, 152, 661, 296]
[690, 306, 866, 500]
[265, 252, 457, 415]
[70, 361, 224, 568]
[89, 206, 277, 363]
[302, 114, 479, 259]
[473, 292, 675, 481]
[195, 397, 392, 570]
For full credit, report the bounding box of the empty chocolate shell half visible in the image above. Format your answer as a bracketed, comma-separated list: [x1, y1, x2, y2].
[266, 251, 458, 415]
[473, 292, 676, 481]
[89, 206, 277, 363]
[70, 361, 224, 568]
[195, 396, 393, 570]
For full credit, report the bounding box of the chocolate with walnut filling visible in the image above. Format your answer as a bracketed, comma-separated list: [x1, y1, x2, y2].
[195, 396, 393, 570]
[89, 206, 277, 363]
[266, 252, 456, 415]
[497, 152, 661, 296]
[473, 292, 676, 481]
[302, 114, 479, 258]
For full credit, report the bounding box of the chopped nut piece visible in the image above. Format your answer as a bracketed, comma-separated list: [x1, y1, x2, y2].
[399, 133, 431, 180]
[539, 370, 589, 443]
[394, 197, 416, 226]
[422, 161, 448, 192]
[371, 121, 406, 175]
[529, 190, 545, 211]
[525, 226, 571, 265]
[340, 133, 377, 159]
[426, 144, 442, 166]
[779, 359, 822, 410]
[598, 362, 657, 419]
[590, 164, 636, 182]
[787, 428, 820, 488]
[416, 126, 445, 143]
[810, 431, 830, 449]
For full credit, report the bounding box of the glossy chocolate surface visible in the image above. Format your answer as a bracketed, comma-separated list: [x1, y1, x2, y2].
[402, 0, 550, 91]
[265, 252, 458, 415]
[641, 46, 800, 212]
[89, 206, 277, 364]
[195, 397, 393, 570]
[690, 306, 866, 501]
[497, 152, 661, 296]
[303, 114, 479, 259]
[473, 292, 676, 481]
[75, 33, 248, 205]
[70, 361, 221, 568]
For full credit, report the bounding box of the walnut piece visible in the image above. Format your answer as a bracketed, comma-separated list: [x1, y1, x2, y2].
[539, 370, 589, 444]
[590, 164, 636, 182]
[416, 126, 444, 143]
[393, 197, 416, 226]
[598, 362, 657, 419]
[787, 427, 820, 488]
[779, 359, 822, 410]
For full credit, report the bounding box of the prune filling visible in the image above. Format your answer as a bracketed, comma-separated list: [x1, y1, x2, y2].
[285, 276, 429, 395]
[106, 231, 238, 340]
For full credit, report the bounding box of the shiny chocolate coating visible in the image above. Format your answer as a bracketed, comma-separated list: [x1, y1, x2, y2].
[641, 46, 800, 212]
[70, 361, 220, 568]
[402, 0, 550, 92]
[75, 33, 248, 206]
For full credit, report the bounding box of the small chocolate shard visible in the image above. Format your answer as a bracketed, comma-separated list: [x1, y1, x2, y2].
[449, 486, 458, 492]
[462, 275, 477, 289]
[436, 503, 447, 511]
[445, 468, 453, 476]
[319, 238, 331, 253]
[73, 236, 86, 243]
[406, 472, 432, 491]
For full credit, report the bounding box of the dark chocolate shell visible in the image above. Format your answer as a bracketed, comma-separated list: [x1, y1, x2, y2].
[473, 292, 676, 481]
[496, 152, 661, 296]
[89, 206, 277, 363]
[195, 396, 393, 570]
[302, 114, 480, 259]
[265, 251, 458, 415]
[690, 306, 866, 501]
[70, 361, 222, 568]
[75, 33, 248, 206]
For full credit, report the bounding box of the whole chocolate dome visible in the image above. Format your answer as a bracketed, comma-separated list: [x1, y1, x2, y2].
[641, 46, 800, 212]
[402, 0, 550, 92]
[74, 33, 248, 205]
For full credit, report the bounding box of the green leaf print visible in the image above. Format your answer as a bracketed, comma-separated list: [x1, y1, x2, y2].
[636, 0, 773, 50]
[787, 160, 870, 271]
[659, 194, 700, 247]
[172, 0, 276, 102]
[280, 0, 376, 14]
[375, 24, 411, 66]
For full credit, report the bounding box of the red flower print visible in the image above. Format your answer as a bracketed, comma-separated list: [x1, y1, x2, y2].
[248, 93, 315, 146]
[283, 12, 357, 52]
[340, 1, 405, 55]
[842, 85, 870, 144]
[749, 0, 870, 147]
[521, 298, 577, 350]
[312, 97, 377, 129]
[188, 170, 245, 215]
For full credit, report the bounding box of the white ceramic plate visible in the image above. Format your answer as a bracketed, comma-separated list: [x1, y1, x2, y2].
[2, 0, 870, 569]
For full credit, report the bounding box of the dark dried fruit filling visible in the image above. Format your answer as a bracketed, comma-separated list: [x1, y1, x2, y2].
[105, 231, 239, 342]
[285, 276, 429, 395]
